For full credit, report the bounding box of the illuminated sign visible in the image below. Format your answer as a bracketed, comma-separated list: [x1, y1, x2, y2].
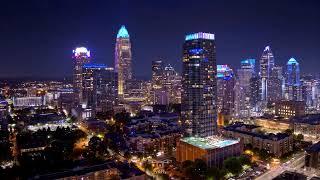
[185, 32, 214, 41]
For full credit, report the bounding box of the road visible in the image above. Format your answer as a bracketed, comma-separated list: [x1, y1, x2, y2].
[256, 152, 305, 180]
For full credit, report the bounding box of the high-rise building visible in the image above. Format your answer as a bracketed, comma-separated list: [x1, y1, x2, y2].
[181, 32, 217, 137]
[260, 46, 275, 102]
[241, 59, 256, 74]
[115, 25, 132, 97]
[285, 58, 302, 101]
[163, 64, 182, 104]
[250, 76, 260, 108]
[151, 61, 181, 105]
[73, 47, 91, 103]
[268, 66, 284, 102]
[82, 64, 118, 114]
[152, 60, 164, 89]
[216, 65, 235, 115]
[234, 59, 255, 118]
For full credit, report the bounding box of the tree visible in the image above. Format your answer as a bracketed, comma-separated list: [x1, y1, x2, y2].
[87, 136, 108, 159]
[194, 159, 207, 177]
[284, 129, 293, 135]
[223, 157, 242, 175]
[181, 160, 195, 178]
[259, 149, 272, 160]
[142, 160, 153, 172]
[296, 134, 304, 141]
[114, 111, 130, 125]
[238, 155, 251, 166]
[207, 167, 226, 180]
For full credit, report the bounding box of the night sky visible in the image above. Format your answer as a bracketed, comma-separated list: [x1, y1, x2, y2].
[1, 0, 320, 79]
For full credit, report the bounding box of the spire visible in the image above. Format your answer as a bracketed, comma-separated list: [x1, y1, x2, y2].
[287, 57, 299, 65]
[117, 25, 129, 38]
[264, 46, 270, 51]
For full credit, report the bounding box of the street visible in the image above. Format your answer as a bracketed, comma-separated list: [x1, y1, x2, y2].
[256, 152, 305, 180]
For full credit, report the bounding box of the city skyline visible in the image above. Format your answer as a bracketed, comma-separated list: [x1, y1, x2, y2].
[1, 0, 320, 78]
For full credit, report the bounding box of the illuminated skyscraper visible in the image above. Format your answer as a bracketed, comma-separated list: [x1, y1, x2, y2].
[235, 59, 255, 118]
[152, 60, 164, 89]
[217, 65, 235, 115]
[73, 47, 91, 103]
[241, 59, 256, 74]
[181, 32, 217, 137]
[82, 64, 118, 114]
[259, 46, 275, 102]
[163, 64, 182, 104]
[285, 58, 302, 101]
[268, 66, 284, 102]
[115, 25, 132, 97]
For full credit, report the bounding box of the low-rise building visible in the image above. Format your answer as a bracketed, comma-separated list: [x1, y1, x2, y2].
[292, 114, 320, 140]
[223, 123, 293, 157]
[255, 117, 292, 132]
[275, 100, 305, 119]
[126, 113, 183, 155]
[176, 136, 242, 168]
[305, 141, 320, 170]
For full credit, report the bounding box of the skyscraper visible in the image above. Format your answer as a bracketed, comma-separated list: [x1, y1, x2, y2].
[152, 60, 164, 89]
[163, 64, 182, 104]
[235, 59, 255, 118]
[216, 65, 235, 115]
[82, 64, 118, 114]
[268, 66, 284, 102]
[241, 59, 256, 74]
[285, 58, 302, 101]
[73, 47, 91, 103]
[260, 46, 275, 102]
[181, 32, 217, 137]
[115, 25, 132, 97]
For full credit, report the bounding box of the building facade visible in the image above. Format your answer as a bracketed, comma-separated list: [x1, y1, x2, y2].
[223, 123, 293, 157]
[275, 100, 305, 119]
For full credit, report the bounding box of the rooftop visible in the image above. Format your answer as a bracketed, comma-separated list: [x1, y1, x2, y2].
[306, 141, 320, 152]
[224, 123, 290, 141]
[287, 57, 299, 65]
[180, 136, 240, 150]
[117, 25, 129, 38]
[185, 32, 214, 41]
[292, 114, 320, 125]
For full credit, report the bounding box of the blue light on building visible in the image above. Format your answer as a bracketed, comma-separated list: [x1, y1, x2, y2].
[83, 63, 107, 69]
[185, 32, 214, 41]
[189, 48, 204, 55]
[217, 65, 233, 80]
[117, 25, 130, 38]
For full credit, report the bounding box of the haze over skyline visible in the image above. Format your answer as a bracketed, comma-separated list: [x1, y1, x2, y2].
[1, 0, 320, 78]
